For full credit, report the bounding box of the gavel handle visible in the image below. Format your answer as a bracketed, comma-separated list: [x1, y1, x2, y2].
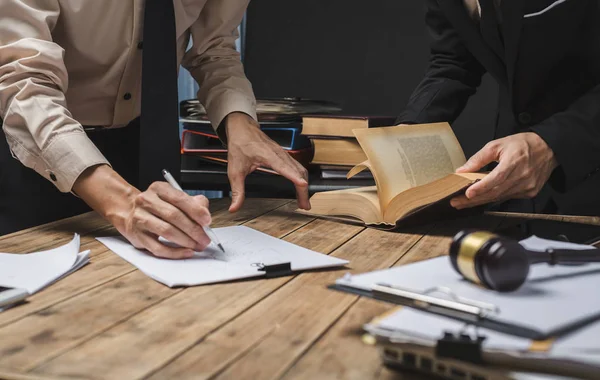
[528, 248, 600, 265]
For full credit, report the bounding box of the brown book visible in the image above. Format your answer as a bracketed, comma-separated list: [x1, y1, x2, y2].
[300, 123, 486, 227]
[311, 139, 368, 166]
[302, 115, 396, 138]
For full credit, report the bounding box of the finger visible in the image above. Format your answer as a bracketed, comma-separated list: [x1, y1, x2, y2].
[451, 195, 496, 210]
[450, 195, 469, 209]
[290, 159, 311, 210]
[228, 166, 247, 213]
[263, 151, 311, 207]
[136, 191, 210, 249]
[451, 191, 504, 209]
[268, 151, 309, 187]
[456, 142, 500, 173]
[267, 153, 310, 210]
[137, 232, 195, 259]
[465, 161, 515, 199]
[149, 182, 212, 226]
[134, 208, 203, 251]
[452, 179, 519, 210]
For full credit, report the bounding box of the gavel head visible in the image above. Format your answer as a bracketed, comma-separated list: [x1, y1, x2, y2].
[449, 230, 530, 292]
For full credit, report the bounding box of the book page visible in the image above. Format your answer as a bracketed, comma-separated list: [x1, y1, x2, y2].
[353, 123, 466, 211]
[97, 226, 348, 287]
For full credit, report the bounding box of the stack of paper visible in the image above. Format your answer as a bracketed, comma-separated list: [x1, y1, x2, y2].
[333, 235, 600, 378]
[98, 225, 349, 287]
[0, 234, 90, 295]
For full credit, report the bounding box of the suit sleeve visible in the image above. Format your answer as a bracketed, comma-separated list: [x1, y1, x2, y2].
[181, 0, 257, 144]
[396, 0, 486, 125]
[530, 83, 600, 192]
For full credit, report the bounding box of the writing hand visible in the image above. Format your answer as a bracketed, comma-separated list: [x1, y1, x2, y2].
[450, 132, 558, 209]
[74, 165, 211, 259]
[225, 112, 310, 212]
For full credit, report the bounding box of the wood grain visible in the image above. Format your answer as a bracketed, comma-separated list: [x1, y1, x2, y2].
[0, 199, 550, 380]
[282, 216, 504, 380]
[0, 253, 134, 329]
[0, 198, 283, 376]
[148, 227, 427, 380]
[145, 219, 365, 380]
[486, 211, 600, 226]
[0, 213, 108, 254]
[30, 201, 316, 379]
[210, 198, 289, 227]
[0, 198, 230, 254]
[0, 270, 177, 372]
[281, 298, 390, 380]
[0, 369, 79, 380]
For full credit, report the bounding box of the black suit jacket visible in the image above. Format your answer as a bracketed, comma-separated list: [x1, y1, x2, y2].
[397, 0, 600, 215]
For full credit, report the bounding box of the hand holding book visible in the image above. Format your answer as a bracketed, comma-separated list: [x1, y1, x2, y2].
[451, 132, 558, 210]
[301, 123, 486, 227]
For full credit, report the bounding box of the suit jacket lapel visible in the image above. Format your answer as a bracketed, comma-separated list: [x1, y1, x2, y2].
[439, 0, 507, 84]
[501, 0, 524, 92]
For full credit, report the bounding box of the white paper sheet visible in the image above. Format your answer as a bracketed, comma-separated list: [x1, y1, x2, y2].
[519, 235, 597, 252]
[0, 234, 90, 294]
[98, 226, 349, 287]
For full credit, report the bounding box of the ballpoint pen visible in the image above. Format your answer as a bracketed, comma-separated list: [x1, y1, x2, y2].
[161, 169, 226, 253]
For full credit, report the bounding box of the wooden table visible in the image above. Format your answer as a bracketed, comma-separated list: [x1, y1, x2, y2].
[0, 198, 593, 380]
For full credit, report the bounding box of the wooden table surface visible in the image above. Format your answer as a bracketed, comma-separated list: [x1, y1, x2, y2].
[0, 198, 593, 380]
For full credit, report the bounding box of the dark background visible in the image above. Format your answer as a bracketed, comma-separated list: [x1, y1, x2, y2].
[243, 0, 499, 158]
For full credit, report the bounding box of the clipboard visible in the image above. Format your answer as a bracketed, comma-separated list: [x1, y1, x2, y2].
[329, 281, 600, 340]
[329, 254, 600, 341]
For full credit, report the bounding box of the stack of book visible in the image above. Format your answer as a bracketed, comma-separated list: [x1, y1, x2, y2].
[301, 115, 396, 181]
[180, 100, 314, 177]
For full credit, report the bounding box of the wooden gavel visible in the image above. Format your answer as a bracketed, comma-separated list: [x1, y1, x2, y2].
[449, 230, 600, 292]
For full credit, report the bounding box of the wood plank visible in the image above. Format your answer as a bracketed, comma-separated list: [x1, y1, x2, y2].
[0, 198, 285, 375]
[0, 270, 177, 372]
[0, 253, 134, 329]
[486, 211, 600, 226]
[146, 226, 427, 380]
[395, 215, 504, 265]
[31, 208, 335, 379]
[210, 198, 289, 227]
[0, 198, 230, 254]
[0, 213, 108, 254]
[0, 369, 79, 380]
[279, 298, 388, 380]
[283, 216, 506, 380]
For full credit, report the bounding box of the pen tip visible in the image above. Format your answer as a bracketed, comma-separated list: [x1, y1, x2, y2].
[218, 243, 225, 253]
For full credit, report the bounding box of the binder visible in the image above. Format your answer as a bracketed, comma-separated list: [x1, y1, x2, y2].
[363, 305, 600, 379]
[364, 329, 600, 379]
[180, 123, 311, 151]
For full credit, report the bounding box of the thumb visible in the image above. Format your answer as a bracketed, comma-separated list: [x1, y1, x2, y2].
[456, 143, 499, 173]
[228, 170, 246, 213]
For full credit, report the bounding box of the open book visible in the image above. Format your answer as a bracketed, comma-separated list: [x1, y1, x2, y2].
[303, 123, 486, 227]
